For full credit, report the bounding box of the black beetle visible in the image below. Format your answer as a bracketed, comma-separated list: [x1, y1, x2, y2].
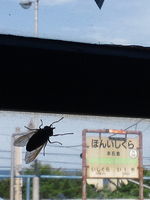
[14, 117, 73, 163]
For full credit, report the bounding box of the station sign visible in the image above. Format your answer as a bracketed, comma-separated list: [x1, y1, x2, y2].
[86, 136, 139, 178]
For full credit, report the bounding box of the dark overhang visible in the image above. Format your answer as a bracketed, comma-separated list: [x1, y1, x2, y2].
[0, 34, 150, 118]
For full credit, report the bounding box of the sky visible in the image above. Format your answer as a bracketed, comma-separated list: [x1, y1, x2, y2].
[1, 0, 150, 46]
[0, 110, 150, 171]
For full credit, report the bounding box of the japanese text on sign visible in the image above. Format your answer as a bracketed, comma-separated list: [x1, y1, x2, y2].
[86, 136, 139, 178]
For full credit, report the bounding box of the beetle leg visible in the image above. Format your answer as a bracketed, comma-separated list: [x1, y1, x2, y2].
[24, 126, 38, 131]
[48, 138, 62, 145]
[39, 119, 43, 129]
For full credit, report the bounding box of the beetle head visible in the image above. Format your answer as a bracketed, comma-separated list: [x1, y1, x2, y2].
[49, 125, 55, 130]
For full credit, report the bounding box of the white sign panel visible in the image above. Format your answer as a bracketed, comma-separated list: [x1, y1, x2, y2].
[86, 136, 139, 178]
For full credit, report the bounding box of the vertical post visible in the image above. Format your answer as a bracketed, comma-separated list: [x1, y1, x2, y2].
[139, 132, 143, 200]
[32, 177, 40, 200]
[14, 148, 23, 200]
[32, 160, 40, 200]
[11, 130, 23, 200]
[26, 177, 31, 200]
[34, 0, 39, 37]
[82, 129, 87, 200]
[10, 135, 15, 200]
[14, 128, 23, 200]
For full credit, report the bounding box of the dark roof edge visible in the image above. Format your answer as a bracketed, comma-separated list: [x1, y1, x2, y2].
[1, 33, 150, 59]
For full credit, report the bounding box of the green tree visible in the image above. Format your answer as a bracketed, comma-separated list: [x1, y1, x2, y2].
[23, 161, 100, 199]
[1, 163, 150, 199]
[0, 178, 10, 199]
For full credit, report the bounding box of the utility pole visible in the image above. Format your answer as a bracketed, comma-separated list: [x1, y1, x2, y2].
[14, 128, 23, 200]
[26, 120, 40, 200]
[10, 134, 15, 200]
[10, 128, 23, 200]
[19, 0, 39, 37]
[34, 0, 39, 37]
[32, 160, 40, 200]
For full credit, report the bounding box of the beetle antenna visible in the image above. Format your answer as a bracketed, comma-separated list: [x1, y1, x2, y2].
[50, 117, 64, 127]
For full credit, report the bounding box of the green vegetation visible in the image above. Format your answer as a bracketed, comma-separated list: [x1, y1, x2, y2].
[24, 162, 89, 199]
[0, 178, 10, 199]
[0, 163, 150, 199]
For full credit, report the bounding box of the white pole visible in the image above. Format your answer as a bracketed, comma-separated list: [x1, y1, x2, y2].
[10, 135, 15, 200]
[10, 131, 24, 200]
[32, 177, 40, 200]
[34, 0, 39, 37]
[14, 128, 23, 200]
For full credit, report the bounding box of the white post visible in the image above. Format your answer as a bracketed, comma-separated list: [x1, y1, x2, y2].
[34, 0, 39, 37]
[14, 128, 23, 200]
[32, 177, 40, 200]
[10, 129, 23, 200]
[10, 135, 15, 200]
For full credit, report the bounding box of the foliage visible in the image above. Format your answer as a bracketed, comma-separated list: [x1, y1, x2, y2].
[23, 162, 150, 199]
[23, 161, 98, 199]
[0, 178, 10, 199]
[103, 180, 150, 199]
[1, 163, 150, 199]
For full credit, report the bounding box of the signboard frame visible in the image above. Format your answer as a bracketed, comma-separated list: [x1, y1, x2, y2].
[82, 129, 143, 200]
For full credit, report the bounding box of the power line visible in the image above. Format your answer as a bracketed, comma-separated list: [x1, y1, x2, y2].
[0, 166, 11, 169]
[38, 160, 81, 165]
[124, 118, 144, 130]
[0, 157, 11, 159]
[22, 152, 80, 157]
[0, 150, 9, 152]
[109, 119, 144, 138]
[0, 134, 10, 136]
[0, 150, 80, 156]
[47, 144, 81, 151]
[141, 123, 150, 132]
[47, 144, 81, 148]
